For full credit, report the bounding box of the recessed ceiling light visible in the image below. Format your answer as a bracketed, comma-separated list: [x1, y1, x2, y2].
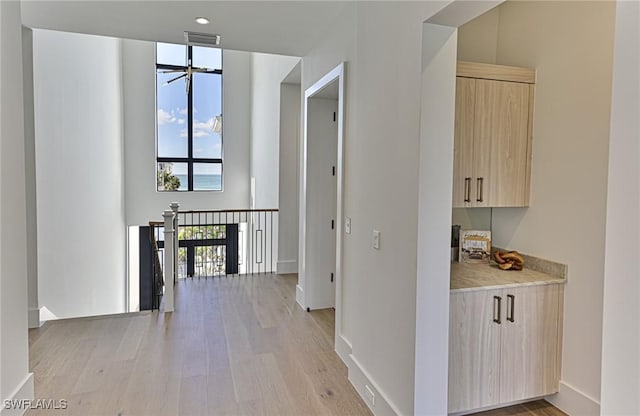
[195, 17, 210, 25]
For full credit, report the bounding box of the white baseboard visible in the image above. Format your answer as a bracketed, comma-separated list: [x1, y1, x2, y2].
[296, 284, 305, 310]
[276, 260, 298, 274]
[348, 354, 402, 416]
[546, 381, 600, 416]
[38, 306, 58, 322]
[335, 334, 353, 367]
[28, 308, 41, 329]
[1, 373, 34, 416]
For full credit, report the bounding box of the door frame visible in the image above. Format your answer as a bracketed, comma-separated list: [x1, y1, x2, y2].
[297, 62, 347, 356]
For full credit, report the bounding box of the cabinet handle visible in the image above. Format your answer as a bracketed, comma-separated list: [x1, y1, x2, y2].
[464, 177, 471, 202]
[476, 177, 484, 202]
[507, 294, 515, 323]
[493, 295, 502, 324]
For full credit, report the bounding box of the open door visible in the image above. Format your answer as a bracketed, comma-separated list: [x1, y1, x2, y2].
[298, 63, 345, 318]
[305, 96, 338, 309]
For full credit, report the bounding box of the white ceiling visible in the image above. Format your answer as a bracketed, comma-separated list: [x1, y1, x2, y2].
[21, 1, 350, 57]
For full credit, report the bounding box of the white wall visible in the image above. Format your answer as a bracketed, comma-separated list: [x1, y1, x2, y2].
[301, 3, 456, 414]
[249, 52, 300, 209]
[249, 52, 299, 275]
[600, 1, 640, 414]
[22, 27, 40, 329]
[0, 0, 34, 408]
[277, 81, 301, 274]
[300, 3, 356, 357]
[478, 2, 615, 413]
[415, 23, 458, 416]
[33, 29, 127, 320]
[456, 6, 500, 65]
[123, 41, 252, 225]
[451, 208, 491, 231]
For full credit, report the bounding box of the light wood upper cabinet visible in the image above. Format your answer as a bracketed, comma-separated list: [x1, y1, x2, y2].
[453, 62, 535, 208]
[448, 284, 563, 414]
[452, 77, 476, 207]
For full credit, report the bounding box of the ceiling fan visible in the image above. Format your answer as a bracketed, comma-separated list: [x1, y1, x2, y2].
[160, 65, 216, 94]
[160, 31, 221, 94]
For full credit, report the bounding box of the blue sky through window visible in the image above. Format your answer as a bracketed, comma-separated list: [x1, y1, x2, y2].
[156, 43, 187, 66]
[156, 43, 222, 177]
[157, 72, 188, 159]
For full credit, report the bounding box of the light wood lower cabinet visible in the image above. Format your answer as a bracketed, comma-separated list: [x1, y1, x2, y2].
[449, 290, 502, 411]
[448, 284, 563, 414]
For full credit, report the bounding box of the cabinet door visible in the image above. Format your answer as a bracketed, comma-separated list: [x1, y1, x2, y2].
[452, 77, 476, 208]
[473, 79, 531, 207]
[499, 284, 561, 403]
[449, 290, 502, 413]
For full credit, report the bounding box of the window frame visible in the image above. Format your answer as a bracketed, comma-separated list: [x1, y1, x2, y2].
[155, 44, 224, 192]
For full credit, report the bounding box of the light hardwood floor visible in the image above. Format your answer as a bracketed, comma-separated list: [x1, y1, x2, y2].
[470, 400, 568, 416]
[28, 274, 371, 416]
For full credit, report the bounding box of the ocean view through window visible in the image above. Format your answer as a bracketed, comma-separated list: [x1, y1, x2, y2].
[156, 42, 223, 191]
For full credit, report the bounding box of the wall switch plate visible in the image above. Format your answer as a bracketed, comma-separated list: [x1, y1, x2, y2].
[365, 385, 376, 407]
[372, 230, 380, 250]
[345, 217, 351, 234]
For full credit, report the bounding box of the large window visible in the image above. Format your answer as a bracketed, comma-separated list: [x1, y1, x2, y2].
[156, 43, 223, 191]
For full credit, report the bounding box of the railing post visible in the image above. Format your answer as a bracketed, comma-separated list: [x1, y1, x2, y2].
[163, 209, 175, 312]
[170, 202, 180, 280]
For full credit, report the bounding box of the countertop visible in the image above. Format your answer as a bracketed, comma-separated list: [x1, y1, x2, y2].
[451, 261, 566, 292]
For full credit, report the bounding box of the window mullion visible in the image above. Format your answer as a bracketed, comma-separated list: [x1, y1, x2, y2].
[187, 45, 194, 191]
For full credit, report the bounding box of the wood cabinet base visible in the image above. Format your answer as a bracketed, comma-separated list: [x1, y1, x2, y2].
[448, 284, 563, 414]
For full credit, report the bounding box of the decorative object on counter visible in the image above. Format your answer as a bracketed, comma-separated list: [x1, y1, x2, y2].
[493, 249, 525, 271]
[459, 230, 491, 264]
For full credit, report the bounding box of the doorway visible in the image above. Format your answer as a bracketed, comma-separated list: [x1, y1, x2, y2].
[306, 93, 338, 309]
[298, 63, 345, 342]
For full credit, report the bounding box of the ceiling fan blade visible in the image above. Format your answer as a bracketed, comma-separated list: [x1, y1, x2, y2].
[163, 73, 187, 86]
[190, 68, 217, 73]
[159, 69, 184, 74]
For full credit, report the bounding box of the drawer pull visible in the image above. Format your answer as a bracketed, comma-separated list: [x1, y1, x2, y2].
[507, 294, 515, 323]
[464, 177, 471, 203]
[476, 177, 484, 202]
[493, 295, 502, 324]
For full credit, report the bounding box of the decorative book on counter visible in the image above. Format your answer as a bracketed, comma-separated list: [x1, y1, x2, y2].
[459, 230, 491, 264]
